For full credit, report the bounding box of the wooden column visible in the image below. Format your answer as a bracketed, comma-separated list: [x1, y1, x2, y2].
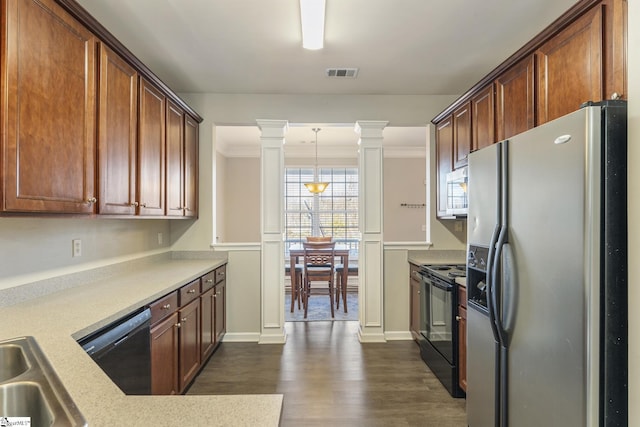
[257, 119, 288, 344]
[355, 120, 388, 342]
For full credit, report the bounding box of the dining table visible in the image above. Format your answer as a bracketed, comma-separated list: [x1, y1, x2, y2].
[288, 243, 350, 311]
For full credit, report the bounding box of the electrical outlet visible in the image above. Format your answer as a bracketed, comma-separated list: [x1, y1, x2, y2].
[454, 221, 463, 232]
[157, 232, 163, 245]
[72, 239, 82, 257]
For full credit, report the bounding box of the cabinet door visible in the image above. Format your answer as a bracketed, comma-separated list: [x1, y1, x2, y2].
[138, 78, 166, 216]
[452, 102, 471, 169]
[151, 312, 179, 395]
[200, 288, 215, 360]
[166, 101, 184, 217]
[536, 5, 603, 124]
[495, 55, 535, 141]
[184, 115, 199, 218]
[435, 117, 453, 218]
[471, 85, 495, 151]
[97, 44, 138, 215]
[458, 305, 467, 392]
[178, 298, 201, 392]
[214, 280, 226, 344]
[603, 0, 626, 100]
[2, 0, 96, 213]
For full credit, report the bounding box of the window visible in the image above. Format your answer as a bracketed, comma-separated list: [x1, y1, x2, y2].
[284, 167, 359, 258]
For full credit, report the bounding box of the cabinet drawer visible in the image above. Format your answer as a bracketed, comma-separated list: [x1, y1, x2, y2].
[458, 285, 467, 309]
[215, 265, 226, 284]
[180, 278, 201, 307]
[150, 291, 178, 325]
[201, 270, 216, 292]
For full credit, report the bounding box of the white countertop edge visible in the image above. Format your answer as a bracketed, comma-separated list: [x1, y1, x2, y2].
[211, 242, 261, 251]
[383, 241, 433, 250]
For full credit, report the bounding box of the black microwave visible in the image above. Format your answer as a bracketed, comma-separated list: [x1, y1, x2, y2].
[445, 167, 468, 216]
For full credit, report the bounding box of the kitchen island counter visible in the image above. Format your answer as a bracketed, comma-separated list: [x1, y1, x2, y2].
[0, 254, 283, 426]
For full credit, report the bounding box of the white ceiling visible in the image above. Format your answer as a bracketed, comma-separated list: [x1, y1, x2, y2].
[75, 0, 578, 156]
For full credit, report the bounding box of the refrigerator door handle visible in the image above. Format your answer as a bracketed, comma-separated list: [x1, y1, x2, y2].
[500, 242, 516, 345]
[486, 143, 503, 344]
[491, 139, 509, 348]
[491, 224, 509, 347]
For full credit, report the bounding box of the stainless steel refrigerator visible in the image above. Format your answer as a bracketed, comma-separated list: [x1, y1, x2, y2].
[465, 101, 627, 427]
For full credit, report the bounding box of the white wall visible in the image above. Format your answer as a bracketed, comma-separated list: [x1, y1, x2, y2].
[627, 0, 638, 424]
[224, 156, 261, 242]
[0, 217, 171, 290]
[383, 157, 427, 241]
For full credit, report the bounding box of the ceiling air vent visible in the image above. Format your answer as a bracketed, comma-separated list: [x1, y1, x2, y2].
[326, 68, 359, 78]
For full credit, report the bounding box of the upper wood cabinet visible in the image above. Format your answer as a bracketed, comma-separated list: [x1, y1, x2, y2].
[184, 116, 199, 218]
[1, 0, 96, 214]
[436, 118, 453, 218]
[495, 55, 535, 141]
[166, 101, 185, 217]
[432, 0, 626, 220]
[138, 78, 167, 216]
[452, 102, 472, 169]
[97, 43, 138, 215]
[536, 5, 603, 125]
[1, 0, 201, 217]
[471, 85, 495, 151]
[166, 103, 199, 218]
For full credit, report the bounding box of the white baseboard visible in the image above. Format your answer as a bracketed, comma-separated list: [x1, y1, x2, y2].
[221, 332, 261, 342]
[384, 331, 413, 341]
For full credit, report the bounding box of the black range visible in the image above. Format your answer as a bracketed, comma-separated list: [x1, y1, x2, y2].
[415, 263, 466, 398]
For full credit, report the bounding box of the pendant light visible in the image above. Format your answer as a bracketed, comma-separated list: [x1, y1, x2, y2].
[304, 128, 329, 194]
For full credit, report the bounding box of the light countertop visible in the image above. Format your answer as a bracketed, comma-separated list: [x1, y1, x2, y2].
[0, 256, 283, 426]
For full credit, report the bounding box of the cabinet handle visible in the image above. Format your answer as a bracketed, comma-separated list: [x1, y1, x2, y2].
[140, 202, 147, 208]
[205, 279, 213, 284]
[181, 317, 188, 322]
[162, 304, 171, 310]
[86, 197, 97, 204]
[417, 290, 421, 295]
[175, 322, 181, 329]
[131, 201, 139, 207]
[611, 92, 622, 100]
[187, 289, 196, 294]
[455, 315, 462, 321]
[183, 206, 188, 210]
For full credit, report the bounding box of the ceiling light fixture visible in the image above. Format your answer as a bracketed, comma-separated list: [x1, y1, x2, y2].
[300, 0, 326, 50]
[304, 128, 329, 194]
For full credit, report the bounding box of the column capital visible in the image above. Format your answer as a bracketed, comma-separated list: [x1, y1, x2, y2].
[355, 120, 388, 139]
[257, 119, 289, 139]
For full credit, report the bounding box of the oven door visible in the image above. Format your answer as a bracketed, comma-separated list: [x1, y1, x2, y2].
[420, 274, 454, 365]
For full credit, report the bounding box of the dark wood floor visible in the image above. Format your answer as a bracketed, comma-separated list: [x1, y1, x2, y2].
[188, 321, 466, 426]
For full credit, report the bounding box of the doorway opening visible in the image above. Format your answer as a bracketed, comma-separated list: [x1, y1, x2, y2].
[283, 166, 359, 322]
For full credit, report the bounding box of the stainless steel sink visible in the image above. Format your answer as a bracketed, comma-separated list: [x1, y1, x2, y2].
[0, 337, 86, 426]
[0, 383, 54, 426]
[0, 344, 30, 382]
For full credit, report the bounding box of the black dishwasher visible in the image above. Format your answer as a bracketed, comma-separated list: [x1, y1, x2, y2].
[78, 307, 152, 395]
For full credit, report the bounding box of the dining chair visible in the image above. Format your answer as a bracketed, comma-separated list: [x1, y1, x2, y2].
[302, 241, 336, 319]
[334, 263, 357, 312]
[286, 263, 304, 312]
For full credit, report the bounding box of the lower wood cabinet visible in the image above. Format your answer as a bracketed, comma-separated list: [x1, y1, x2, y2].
[178, 298, 201, 392]
[149, 264, 227, 395]
[457, 285, 467, 392]
[150, 311, 180, 395]
[200, 287, 216, 360]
